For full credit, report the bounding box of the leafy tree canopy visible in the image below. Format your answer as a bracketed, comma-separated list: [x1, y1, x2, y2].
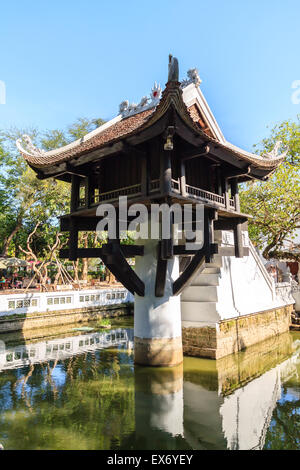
[0, 117, 104, 257]
[240, 118, 300, 260]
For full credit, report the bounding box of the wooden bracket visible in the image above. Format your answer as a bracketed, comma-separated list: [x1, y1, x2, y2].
[155, 242, 168, 297]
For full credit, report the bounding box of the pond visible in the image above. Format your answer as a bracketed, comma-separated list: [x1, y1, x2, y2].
[0, 317, 299, 450]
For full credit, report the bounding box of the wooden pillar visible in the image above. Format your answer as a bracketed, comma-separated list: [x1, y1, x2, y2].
[217, 166, 222, 196]
[180, 160, 187, 197]
[161, 221, 174, 260]
[234, 218, 243, 258]
[224, 178, 230, 210]
[70, 175, 80, 213]
[231, 178, 240, 212]
[84, 176, 90, 208]
[204, 208, 216, 263]
[69, 217, 78, 261]
[160, 148, 172, 195]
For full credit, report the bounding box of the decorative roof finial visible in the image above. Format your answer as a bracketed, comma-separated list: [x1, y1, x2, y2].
[262, 140, 289, 160]
[16, 135, 46, 157]
[181, 68, 202, 88]
[168, 54, 179, 82]
[118, 82, 162, 118]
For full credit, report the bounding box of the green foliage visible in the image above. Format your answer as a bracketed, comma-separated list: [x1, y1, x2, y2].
[253, 116, 300, 166]
[0, 117, 104, 258]
[97, 318, 112, 328]
[240, 118, 300, 259]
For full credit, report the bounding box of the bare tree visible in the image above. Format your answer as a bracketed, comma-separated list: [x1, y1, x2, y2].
[19, 223, 68, 291]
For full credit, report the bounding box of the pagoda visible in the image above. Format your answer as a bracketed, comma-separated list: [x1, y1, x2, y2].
[17, 56, 291, 366]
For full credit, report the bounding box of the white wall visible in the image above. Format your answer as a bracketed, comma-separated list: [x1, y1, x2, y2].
[214, 231, 292, 321]
[0, 288, 133, 317]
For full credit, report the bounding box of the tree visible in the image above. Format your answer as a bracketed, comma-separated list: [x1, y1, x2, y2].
[240, 118, 300, 261]
[0, 117, 104, 259]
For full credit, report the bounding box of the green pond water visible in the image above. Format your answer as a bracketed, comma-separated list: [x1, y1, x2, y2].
[0, 317, 299, 450]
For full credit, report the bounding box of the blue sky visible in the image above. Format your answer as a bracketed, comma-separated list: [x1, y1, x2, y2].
[1, 0, 300, 151]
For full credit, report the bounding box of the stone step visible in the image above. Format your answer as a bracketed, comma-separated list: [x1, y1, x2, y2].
[202, 267, 220, 274]
[207, 255, 223, 268]
[181, 301, 220, 323]
[191, 272, 220, 287]
[181, 285, 218, 302]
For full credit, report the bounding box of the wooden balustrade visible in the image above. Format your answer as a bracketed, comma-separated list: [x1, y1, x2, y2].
[76, 180, 236, 211]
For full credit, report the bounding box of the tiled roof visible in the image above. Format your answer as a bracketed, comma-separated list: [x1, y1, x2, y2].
[17, 80, 287, 174]
[18, 108, 155, 168]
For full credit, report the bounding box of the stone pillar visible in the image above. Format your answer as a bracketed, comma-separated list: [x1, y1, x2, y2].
[134, 236, 182, 367]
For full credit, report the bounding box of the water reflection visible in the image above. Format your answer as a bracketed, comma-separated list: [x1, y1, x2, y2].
[0, 328, 133, 371]
[0, 322, 299, 450]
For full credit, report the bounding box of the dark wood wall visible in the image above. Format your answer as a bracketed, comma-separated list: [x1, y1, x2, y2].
[91, 153, 142, 193]
[184, 158, 215, 192]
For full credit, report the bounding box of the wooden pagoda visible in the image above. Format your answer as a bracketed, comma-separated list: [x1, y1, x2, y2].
[17, 56, 286, 300]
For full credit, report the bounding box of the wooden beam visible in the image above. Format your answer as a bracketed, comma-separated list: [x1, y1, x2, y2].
[60, 245, 144, 259]
[99, 242, 145, 296]
[155, 242, 168, 297]
[70, 175, 80, 213]
[173, 249, 206, 295]
[68, 218, 78, 261]
[224, 166, 251, 180]
[60, 214, 139, 232]
[173, 208, 217, 295]
[214, 218, 248, 231]
[174, 243, 218, 256]
[66, 162, 89, 178]
[181, 145, 210, 162]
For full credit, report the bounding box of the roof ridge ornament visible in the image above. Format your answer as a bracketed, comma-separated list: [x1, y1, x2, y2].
[16, 134, 46, 157]
[168, 54, 179, 82]
[262, 140, 289, 160]
[181, 68, 202, 88]
[119, 82, 162, 119]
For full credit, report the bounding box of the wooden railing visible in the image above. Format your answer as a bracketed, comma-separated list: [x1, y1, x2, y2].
[78, 179, 237, 211]
[78, 198, 86, 208]
[149, 179, 160, 192]
[185, 184, 226, 206]
[91, 183, 142, 205]
[171, 178, 180, 192]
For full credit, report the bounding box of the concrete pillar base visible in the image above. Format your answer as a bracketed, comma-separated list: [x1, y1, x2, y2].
[134, 222, 182, 367]
[134, 336, 183, 367]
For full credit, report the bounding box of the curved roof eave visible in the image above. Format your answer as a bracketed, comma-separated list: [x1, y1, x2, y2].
[17, 78, 287, 177]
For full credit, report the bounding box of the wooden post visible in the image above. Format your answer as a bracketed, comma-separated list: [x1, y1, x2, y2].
[160, 148, 172, 195]
[84, 177, 90, 208]
[231, 178, 240, 212]
[70, 175, 80, 213]
[234, 218, 243, 258]
[224, 178, 230, 210]
[69, 217, 78, 261]
[180, 160, 187, 197]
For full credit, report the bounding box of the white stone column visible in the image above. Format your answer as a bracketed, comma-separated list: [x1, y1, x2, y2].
[134, 231, 182, 367]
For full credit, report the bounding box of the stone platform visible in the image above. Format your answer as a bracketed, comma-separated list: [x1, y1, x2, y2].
[182, 304, 294, 359]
